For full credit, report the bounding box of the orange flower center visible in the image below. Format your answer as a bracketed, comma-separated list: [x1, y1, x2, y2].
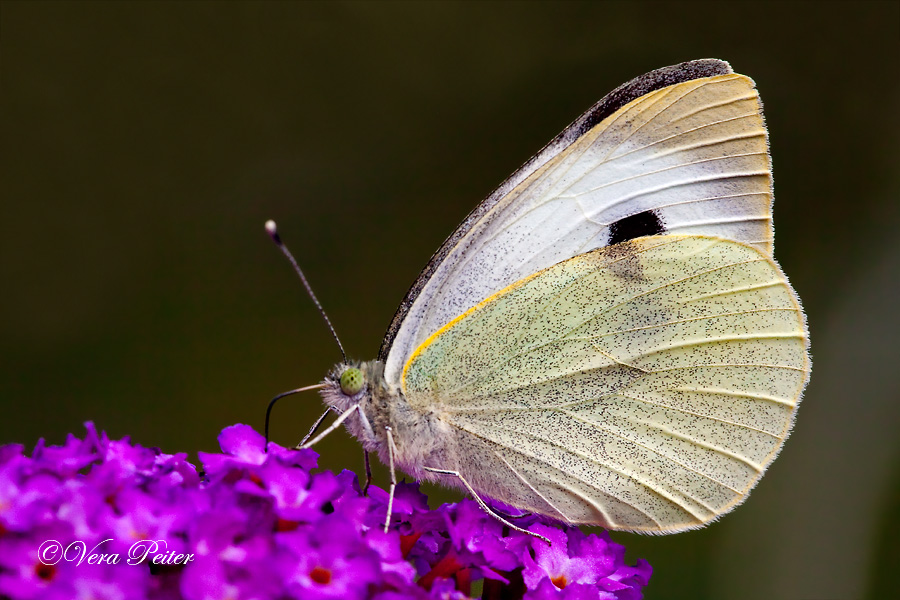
[310, 566, 332, 585]
[35, 563, 56, 581]
[551, 574, 568, 589]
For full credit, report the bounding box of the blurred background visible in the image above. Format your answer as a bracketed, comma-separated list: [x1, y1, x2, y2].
[2, 1, 898, 598]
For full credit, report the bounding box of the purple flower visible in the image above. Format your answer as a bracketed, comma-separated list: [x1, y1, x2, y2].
[0, 423, 652, 599]
[521, 524, 652, 599]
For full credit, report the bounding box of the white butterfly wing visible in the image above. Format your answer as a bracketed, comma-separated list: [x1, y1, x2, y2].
[402, 236, 809, 532]
[381, 60, 774, 386]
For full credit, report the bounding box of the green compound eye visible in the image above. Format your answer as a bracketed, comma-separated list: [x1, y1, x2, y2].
[339, 367, 364, 396]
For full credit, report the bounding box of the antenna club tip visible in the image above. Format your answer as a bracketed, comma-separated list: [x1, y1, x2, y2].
[265, 220, 282, 243]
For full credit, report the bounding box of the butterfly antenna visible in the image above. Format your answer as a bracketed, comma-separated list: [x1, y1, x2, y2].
[265, 220, 347, 362]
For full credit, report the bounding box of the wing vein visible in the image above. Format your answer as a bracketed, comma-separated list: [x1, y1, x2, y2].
[612, 390, 786, 437]
[563, 170, 771, 207]
[667, 90, 760, 124]
[623, 332, 806, 360]
[669, 386, 798, 407]
[568, 388, 784, 440]
[458, 416, 719, 516]
[650, 363, 806, 373]
[573, 307, 799, 339]
[557, 408, 742, 496]
[684, 280, 783, 301]
[625, 415, 764, 472]
[607, 113, 764, 163]
[572, 151, 769, 195]
[582, 257, 768, 320]
[490, 450, 579, 524]
[454, 422, 668, 527]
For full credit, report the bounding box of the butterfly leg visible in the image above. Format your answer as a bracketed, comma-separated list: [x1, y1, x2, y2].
[300, 404, 359, 449]
[363, 450, 373, 496]
[383, 426, 399, 533]
[295, 408, 331, 449]
[422, 467, 551, 545]
[493, 507, 534, 520]
[293, 405, 375, 502]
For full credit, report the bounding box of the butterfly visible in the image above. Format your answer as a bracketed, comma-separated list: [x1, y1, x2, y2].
[268, 58, 810, 537]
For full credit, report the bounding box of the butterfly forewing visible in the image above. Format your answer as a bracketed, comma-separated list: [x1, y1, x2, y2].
[383, 63, 773, 386]
[401, 236, 808, 532]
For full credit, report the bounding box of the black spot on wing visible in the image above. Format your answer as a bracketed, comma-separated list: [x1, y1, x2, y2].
[608, 210, 666, 245]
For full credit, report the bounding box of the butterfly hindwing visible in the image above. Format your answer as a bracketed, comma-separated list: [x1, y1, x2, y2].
[402, 235, 808, 532]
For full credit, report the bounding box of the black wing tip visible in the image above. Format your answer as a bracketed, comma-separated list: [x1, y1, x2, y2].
[577, 58, 734, 135]
[659, 58, 733, 79]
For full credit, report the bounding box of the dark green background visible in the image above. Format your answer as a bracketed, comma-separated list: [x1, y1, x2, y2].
[2, 1, 898, 598]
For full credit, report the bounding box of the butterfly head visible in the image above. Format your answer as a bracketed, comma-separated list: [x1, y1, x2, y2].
[319, 360, 389, 450]
[324, 359, 388, 402]
[320, 362, 365, 412]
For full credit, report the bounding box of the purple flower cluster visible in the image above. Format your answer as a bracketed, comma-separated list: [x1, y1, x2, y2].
[0, 423, 651, 599]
